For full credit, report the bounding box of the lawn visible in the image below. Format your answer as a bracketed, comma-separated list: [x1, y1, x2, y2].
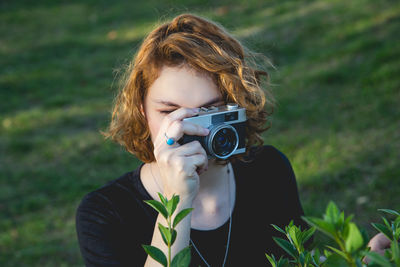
[1, 0, 399, 265]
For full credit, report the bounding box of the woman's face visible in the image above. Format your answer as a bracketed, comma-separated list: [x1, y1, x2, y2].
[143, 65, 224, 143]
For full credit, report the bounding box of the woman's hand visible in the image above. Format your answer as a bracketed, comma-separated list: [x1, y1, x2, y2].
[153, 107, 209, 201]
[363, 233, 391, 264]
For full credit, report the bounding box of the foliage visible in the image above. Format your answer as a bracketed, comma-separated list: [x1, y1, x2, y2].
[266, 202, 400, 267]
[267, 222, 317, 267]
[1, 0, 399, 265]
[143, 193, 193, 267]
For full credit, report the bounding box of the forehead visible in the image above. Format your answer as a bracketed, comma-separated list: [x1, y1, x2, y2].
[147, 65, 221, 106]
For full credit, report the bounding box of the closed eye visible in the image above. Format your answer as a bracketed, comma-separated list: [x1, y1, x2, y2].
[159, 110, 175, 114]
[158, 101, 225, 114]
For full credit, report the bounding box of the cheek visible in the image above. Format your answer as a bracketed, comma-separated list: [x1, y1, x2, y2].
[146, 111, 164, 143]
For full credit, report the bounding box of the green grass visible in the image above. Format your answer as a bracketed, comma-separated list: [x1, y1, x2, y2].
[1, 0, 399, 265]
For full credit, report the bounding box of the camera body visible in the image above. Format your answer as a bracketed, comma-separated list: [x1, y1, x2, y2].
[180, 103, 247, 159]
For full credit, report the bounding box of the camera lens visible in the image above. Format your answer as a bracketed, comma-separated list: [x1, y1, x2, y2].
[210, 126, 238, 158]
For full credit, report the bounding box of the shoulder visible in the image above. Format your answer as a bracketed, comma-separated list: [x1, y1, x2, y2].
[76, 172, 130, 222]
[241, 145, 293, 169]
[233, 145, 297, 189]
[76, 164, 148, 224]
[75, 165, 154, 266]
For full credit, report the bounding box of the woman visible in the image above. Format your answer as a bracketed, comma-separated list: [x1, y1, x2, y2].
[76, 13, 317, 266]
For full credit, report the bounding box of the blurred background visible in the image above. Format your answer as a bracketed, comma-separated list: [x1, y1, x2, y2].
[1, 0, 399, 265]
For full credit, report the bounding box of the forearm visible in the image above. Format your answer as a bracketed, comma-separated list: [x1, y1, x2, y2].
[144, 198, 193, 267]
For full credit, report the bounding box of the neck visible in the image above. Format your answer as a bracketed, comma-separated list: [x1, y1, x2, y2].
[199, 160, 230, 193]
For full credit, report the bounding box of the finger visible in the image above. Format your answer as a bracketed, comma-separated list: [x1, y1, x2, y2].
[166, 107, 200, 122]
[172, 142, 208, 174]
[369, 233, 390, 248]
[375, 233, 391, 249]
[179, 153, 208, 176]
[166, 120, 209, 143]
[159, 108, 200, 135]
[172, 140, 207, 157]
[155, 108, 200, 147]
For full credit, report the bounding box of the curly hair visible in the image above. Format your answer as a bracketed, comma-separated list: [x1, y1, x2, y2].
[101, 13, 275, 163]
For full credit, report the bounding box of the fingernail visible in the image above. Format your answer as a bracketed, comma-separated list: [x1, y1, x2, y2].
[192, 108, 200, 113]
[203, 128, 210, 134]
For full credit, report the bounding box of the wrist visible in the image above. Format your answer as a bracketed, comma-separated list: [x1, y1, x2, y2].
[164, 190, 196, 204]
[177, 196, 194, 209]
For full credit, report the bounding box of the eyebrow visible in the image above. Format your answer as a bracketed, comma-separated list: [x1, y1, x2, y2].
[155, 96, 224, 108]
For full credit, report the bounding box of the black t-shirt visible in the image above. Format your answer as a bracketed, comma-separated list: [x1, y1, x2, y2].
[76, 145, 308, 267]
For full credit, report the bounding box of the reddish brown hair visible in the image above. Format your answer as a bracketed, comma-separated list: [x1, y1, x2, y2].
[101, 13, 275, 163]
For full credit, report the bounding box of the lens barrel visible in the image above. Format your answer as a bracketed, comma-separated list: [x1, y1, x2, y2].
[206, 124, 239, 159]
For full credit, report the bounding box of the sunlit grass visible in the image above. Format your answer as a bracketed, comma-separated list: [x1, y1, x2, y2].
[1, 0, 399, 265]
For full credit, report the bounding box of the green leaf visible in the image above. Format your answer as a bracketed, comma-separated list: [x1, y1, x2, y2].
[167, 195, 180, 216]
[355, 258, 363, 267]
[277, 257, 289, 267]
[395, 216, 400, 226]
[170, 229, 177, 246]
[371, 223, 393, 240]
[144, 200, 168, 219]
[382, 216, 391, 230]
[305, 251, 313, 265]
[158, 192, 168, 206]
[142, 245, 167, 267]
[379, 209, 400, 216]
[344, 214, 354, 226]
[384, 249, 391, 259]
[363, 251, 391, 267]
[265, 254, 277, 267]
[361, 228, 370, 247]
[302, 216, 336, 238]
[325, 201, 340, 224]
[338, 212, 345, 227]
[324, 253, 349, 267]
[345, 222, 364, 253]
[173, 208, 193, 228]
[288, 226, 300, 250]
[273, 237, 298, 259]
[271, 224, 287, 235]
[324, 249, 332, 258]
[158, 223, 172, 246]
[392, 239, 400, 264]
[171, 246, 191, 267]
[301, 227, 316, 244]
[311, 248, 321, 266]
[299, 252, 305, 265]
[173, 195, 180, 213]
[326, 245, 348, 260]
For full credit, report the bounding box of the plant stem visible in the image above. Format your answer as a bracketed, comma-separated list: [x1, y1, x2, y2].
[168, 215, 172, 267]
[335, 236, 357, 267]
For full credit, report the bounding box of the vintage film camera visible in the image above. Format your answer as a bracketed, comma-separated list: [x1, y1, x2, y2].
[180, 103, 247, 159]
